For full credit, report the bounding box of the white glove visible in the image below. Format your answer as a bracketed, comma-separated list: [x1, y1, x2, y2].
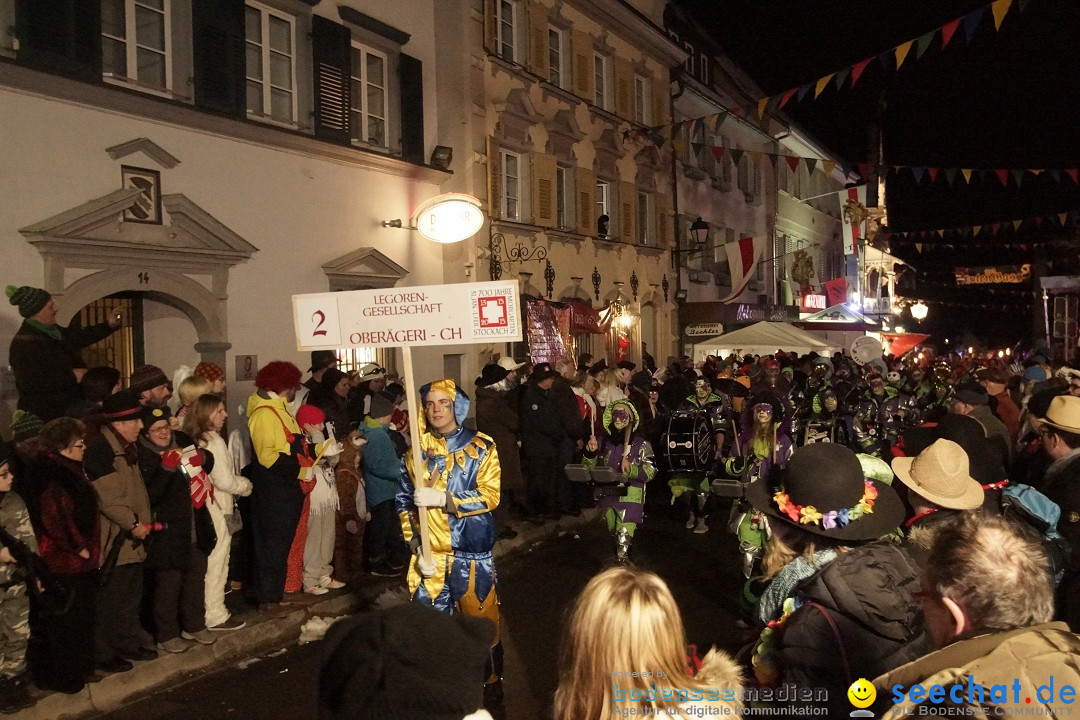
[321, 441, 343, 458]
[414, 486, 446, 508]
[416, 553, 436, 578]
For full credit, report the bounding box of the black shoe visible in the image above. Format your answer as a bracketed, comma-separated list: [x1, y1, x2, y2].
[123, 647, 158, 662]
[369, 563, 403, 578]
[0, 675, 35, 711]
[97, 657, 134, 674]
[497, 527, 518, 540]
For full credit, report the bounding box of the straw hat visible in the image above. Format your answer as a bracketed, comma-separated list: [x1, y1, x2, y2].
[891, 439, 984, 510]
[1043, 395, 1080, 435]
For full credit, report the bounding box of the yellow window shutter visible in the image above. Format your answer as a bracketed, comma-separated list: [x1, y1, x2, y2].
[620, 181, 637, 243]
[483, 0, 497, 55]
[487, 136, 501, 220]
[614, 57, 632, 120]
[527, 2, 549, 77]
[571, 30, 594, 100]
[531, 153, 557, 228]
[651, 76, 668, 127]
[655, 192, 672, 247]
[575, 166, 596, 236]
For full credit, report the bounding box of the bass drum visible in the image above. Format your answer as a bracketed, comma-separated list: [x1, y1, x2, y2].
[662, 410, 714, 472]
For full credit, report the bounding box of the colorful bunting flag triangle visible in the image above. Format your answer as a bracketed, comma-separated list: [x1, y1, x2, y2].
[814, 74, 834, 98]
[991, 0, 1014, 31]
[963, 7, 986, 42]
[850, 58, 872, 86]
[941, 18, 961, 48]
[895, 40, 914, 69]
[915, 30, 937, 59]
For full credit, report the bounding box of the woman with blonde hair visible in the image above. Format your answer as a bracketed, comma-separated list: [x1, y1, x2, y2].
[183, 393, 252, 631]
[176, 375, 212, 420]
[595, 368, 626, 408]
[554, 566, 742, 720]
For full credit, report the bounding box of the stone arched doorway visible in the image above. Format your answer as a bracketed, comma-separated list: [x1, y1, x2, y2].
[20, 190, 257, 379]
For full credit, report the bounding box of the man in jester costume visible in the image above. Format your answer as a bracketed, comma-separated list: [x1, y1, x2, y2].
[670, 376, 732, 534]
[396, 379, 503, 687]
[582, 399, 656, 561]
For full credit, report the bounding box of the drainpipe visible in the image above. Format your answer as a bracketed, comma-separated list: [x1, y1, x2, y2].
[669, 74, 685, 352]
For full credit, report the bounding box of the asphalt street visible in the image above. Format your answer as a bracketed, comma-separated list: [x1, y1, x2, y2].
[103, 489, 749, 720]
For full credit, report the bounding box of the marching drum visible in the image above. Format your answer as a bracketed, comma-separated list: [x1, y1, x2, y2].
[662, 410, 714, 472]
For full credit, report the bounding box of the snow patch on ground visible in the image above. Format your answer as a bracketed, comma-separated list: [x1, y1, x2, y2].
[299, 615, 346, 644]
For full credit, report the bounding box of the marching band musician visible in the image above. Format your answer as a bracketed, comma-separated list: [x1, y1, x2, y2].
[581, 399, 656, 562]
[669, 376, 732, 535]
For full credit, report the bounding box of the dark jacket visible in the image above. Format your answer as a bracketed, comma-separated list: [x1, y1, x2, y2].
[780, 541, 930, 718]
[8, 320, 115, 422]
[475, 385, 523, 492]
[30, 452, 101, 576]
[136, 431, 217, 569]
[1040, 449, 1080, 631]
[519, 383, 567, 458]
[550, 377, 584, 443]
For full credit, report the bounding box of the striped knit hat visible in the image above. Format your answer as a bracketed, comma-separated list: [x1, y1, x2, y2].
[11, 410, 44, 442]
[6, 285, 52, 318]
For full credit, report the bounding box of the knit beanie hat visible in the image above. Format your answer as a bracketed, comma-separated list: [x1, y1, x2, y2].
[319, 602, 493, 720]
[6, 284, 52, 318]
[193, 361, 225, 384]
[367, 392, 395, 419]
[140, 405, 172, 431]
[11, 410, 44, 442]
[129, 364, 170, 395]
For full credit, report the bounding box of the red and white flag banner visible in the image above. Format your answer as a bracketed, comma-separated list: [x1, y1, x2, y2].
[720, 235, 767, 303]
[840, 185, 867, 256]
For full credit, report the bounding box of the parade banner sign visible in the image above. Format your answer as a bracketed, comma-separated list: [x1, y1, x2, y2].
[292, 280, 522, 350]
[954, 264, 1031, 286]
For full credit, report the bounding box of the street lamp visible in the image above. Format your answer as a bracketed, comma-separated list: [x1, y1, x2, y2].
[689, 217, 710, 247]
[910, 301, 928, 321]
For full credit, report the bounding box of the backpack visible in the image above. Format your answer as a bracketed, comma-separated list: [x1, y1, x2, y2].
[1000, 483, 1072, 585]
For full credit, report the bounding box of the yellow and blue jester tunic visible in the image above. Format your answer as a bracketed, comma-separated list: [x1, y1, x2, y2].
[397, 379, 502, 682]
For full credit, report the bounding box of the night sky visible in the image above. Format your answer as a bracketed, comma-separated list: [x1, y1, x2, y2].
[672, 0, 1080, 347]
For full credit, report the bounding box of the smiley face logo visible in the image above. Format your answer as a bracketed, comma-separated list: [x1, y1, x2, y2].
[848, 678, 876, 709]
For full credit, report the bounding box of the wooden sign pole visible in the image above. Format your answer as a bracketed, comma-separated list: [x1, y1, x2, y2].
[401, 345, 433, 567]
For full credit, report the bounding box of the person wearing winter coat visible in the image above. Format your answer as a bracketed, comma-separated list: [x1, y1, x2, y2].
[746, 443, 929, 718]
[474, 363, 522, 539]
[183, 394, 252, 632]
[26, 418, 100, 696]
[357, 394, 406, 577]
[136, 406, 217, 654]
[554, 566, 743, 719]
[85, 391, 156, 672]
[874, 513, 1080, 718]
[6, 284, 120, 422]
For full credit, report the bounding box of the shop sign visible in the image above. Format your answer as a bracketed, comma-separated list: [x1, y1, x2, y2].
[732, 304, 799, 323]
[955, 264, 1031, 286]
[801, 293, 828, 311]
[293, 280, 522, 349]
[685, 323, 725, 337]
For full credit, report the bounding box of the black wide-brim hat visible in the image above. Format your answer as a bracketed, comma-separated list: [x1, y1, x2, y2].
[745, 443, 905, 542]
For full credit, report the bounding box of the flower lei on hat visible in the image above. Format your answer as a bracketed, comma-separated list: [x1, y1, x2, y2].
[773, 479, 878, 530]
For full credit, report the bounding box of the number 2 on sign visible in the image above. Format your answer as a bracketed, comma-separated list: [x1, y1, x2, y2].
[311, 310, 328, 337]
